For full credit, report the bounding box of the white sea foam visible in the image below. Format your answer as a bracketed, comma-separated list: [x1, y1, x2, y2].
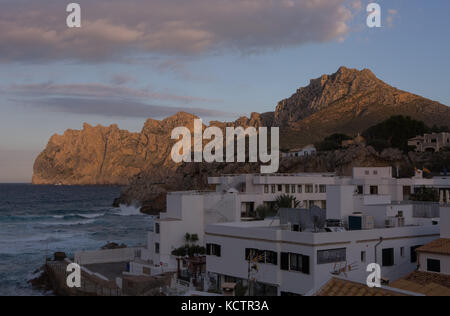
[113, 204, 143, 216]
[37, 219, 96, 227]
[52, 213, 104, 219]
[76, 213, 105, 219]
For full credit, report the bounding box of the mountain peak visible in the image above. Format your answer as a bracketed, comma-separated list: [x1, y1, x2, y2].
[274, 66, 388, 125]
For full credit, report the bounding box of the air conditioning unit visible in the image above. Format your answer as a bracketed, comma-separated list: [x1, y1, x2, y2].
[362, 215, 375, 230]
[385, 217, 397, 228]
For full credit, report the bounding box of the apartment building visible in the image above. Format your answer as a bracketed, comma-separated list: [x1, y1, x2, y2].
[204, 168, 450, 295]
[129, 167, 450, 279]
[129, 172, 338, 275]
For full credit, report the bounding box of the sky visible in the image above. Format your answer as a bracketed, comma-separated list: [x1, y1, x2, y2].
[0, 0, 450, 182]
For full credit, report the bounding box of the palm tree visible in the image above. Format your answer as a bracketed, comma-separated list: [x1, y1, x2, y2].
[255, 205, 277, 220]
[275, 194, 300, 209]
[190, 234, 199, 244]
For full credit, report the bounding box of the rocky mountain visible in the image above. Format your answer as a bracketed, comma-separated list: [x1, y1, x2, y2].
[275, 66, 450, 149]
[32, 112, 199, 185]
[33, 66, 450, 211]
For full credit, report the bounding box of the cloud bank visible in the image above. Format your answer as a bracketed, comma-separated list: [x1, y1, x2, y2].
[0, 0, 356, 63]
[13, 97, 235, 119]
[6, 82, 231, 119]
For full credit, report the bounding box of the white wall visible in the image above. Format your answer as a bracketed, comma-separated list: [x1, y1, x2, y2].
[353, 167, 392, 179]
[75, 248, 140, 265]
[441, 206, 450, 238]
[205, 221, 440, 295]
[326, 185, 355, 220]
[419, 253, 450, 275]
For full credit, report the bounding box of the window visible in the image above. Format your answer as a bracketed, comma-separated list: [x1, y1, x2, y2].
[357, 185, 364, 195]
[207, 244, 221, 257]
[382, 248, 394, 267]
[373, 170, 378, 175]
[264, 185, 269, 194]
[370, 185, 379, 195]
[280, 252, 310, 274]
[155, 243, 160, 254]
[321, 200, 327, 210]
[281, 253, 289, 270]
[292, 224, 300, 232]
[317, 248, 347, 264]
[245, 248, 258, 260]
[427, 259, 441, 273]
[290, 253, 310, 274]
[143, 267, 151, 275]
[241, 202, 255, 217]
[319, 185, 326, 193]
[365, 170, 370, 175]
[305, 184, 313, 193]
[245, 249, 278, 265]
[400, 247, 405, 258]
[278, 185, 282, 192]
[271, 185, 276, 194]
[291, 185, 296, 193]
[410, 245, 423, 263]
[297, 185, 303, 193]
[285, 185, 290, 193]
[403, 186, 411, 197]
[361, 251, 366, 263]
[155, 223, 160, 234]
[265, 251, 278, 265]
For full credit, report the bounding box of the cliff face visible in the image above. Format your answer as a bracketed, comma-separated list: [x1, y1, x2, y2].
[32, 112, 199, 185]
[33, 66, 450, 208]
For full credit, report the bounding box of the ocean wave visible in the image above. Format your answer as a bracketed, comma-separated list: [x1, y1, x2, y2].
[0, 215, 53, 223]
[36, 219, 96, 227]
[112, 204, 143, 216]
[52, 213, 105, 220]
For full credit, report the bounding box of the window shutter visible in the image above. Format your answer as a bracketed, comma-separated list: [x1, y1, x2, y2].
[382, 248, 394, 267]
[302, 255, 310, 274]
[216, 245, 221, 257]
[281, 252, 289, 270]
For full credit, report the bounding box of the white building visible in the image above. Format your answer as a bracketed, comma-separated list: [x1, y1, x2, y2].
[129, 167, 450, 281]
[281, 145, 317, 158]
[129, 172, 338, 275]
[205, 218, 440, 296]
[416, 206, 450, 275]
[204, 167, 450, 295]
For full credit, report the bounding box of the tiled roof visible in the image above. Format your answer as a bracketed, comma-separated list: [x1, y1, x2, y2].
[391, 271, 450, 296]
[315, 278, 408, 296]
[416, 238, 450, 255]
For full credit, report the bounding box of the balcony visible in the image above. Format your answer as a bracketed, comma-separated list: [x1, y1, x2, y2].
[362, 194, 391, 205]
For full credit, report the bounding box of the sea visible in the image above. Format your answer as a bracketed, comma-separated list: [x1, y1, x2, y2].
[0, 184, 155, 296]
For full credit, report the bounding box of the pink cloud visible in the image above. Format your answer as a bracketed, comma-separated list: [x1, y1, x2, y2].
[0, 0, 356, 63]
